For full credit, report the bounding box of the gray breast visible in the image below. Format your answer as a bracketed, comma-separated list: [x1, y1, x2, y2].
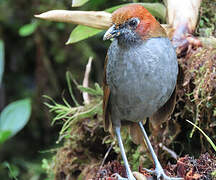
[106, 37, 178, 124]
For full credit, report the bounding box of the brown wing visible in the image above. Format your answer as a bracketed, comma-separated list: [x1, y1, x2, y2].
[149, 86, 177, 137]
[149, 64, 182, 135]
[103, 55, 111, 132]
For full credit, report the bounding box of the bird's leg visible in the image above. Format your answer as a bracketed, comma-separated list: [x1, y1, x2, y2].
[138, 122, 183, 180]
[114, 126, 136, 180]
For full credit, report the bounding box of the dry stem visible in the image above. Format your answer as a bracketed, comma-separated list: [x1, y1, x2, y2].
[83, 57, 93, 105]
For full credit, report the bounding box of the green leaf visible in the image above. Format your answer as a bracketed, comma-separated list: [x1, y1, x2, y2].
[66, 25, 103, 44]
[19, 21, 38, 37]
[0, 40, 4, 85]
[186, 120, 216, 152]
[77, 85, 103, 96]
[3, 162, 19, 180]
[0, 130, 11, 144]
[212, 170, 216, 178]
[66, 71, 80, 106]
[72, 0, 90, 7]
[66, 3, 166, 44]
[94, 83, 103, 95]
[105, 3, 166, 21]
[140, 3, 166, 21]
[0, 98, 32, 139]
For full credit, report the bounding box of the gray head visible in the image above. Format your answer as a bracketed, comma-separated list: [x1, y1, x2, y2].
[103, 4, 167, 46]
[103, 17, 142, 45]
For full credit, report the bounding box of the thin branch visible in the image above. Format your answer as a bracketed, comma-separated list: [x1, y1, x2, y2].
[99, 142, 115, 169]
[159, 143, 178, 160]
[82, 57, 93, 105]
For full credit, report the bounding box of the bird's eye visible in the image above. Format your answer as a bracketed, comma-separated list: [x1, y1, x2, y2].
[129, 19, 138, 27]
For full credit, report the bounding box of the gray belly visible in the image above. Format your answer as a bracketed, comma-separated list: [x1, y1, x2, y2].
[106, 37, 178, 123]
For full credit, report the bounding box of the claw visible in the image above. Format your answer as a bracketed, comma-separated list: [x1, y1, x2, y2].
[173, 35, 201, 56]
[138, 122, 183, 180]
[142, 168, 183, 180]
[171, 22, 201, 56]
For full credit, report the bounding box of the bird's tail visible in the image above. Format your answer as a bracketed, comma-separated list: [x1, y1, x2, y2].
[128, 121, 148, 150]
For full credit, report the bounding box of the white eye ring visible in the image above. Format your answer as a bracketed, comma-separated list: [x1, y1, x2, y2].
[128, 18, 140, 27]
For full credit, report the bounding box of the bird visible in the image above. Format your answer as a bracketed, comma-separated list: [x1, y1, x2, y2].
[103, 4, 183, 180]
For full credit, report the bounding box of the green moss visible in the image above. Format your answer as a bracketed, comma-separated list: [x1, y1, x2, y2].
[197, 0, 216, 37]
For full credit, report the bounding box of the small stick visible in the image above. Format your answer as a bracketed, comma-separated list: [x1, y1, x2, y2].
[159, 143, 178, 160]
[99, 142, 114, 169]
[82, 57, 93, 105]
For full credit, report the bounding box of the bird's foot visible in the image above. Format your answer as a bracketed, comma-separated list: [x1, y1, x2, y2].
[173, 35, 201, 56]
[171, 22, 201, 56]
[112, 173, 136, 180]
[143, 168, 183, 180]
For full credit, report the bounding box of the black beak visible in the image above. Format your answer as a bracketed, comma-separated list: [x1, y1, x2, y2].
[103, 25, 121, 40]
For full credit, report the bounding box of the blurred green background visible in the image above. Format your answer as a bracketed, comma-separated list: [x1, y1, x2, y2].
[0, 0, 114, 179]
